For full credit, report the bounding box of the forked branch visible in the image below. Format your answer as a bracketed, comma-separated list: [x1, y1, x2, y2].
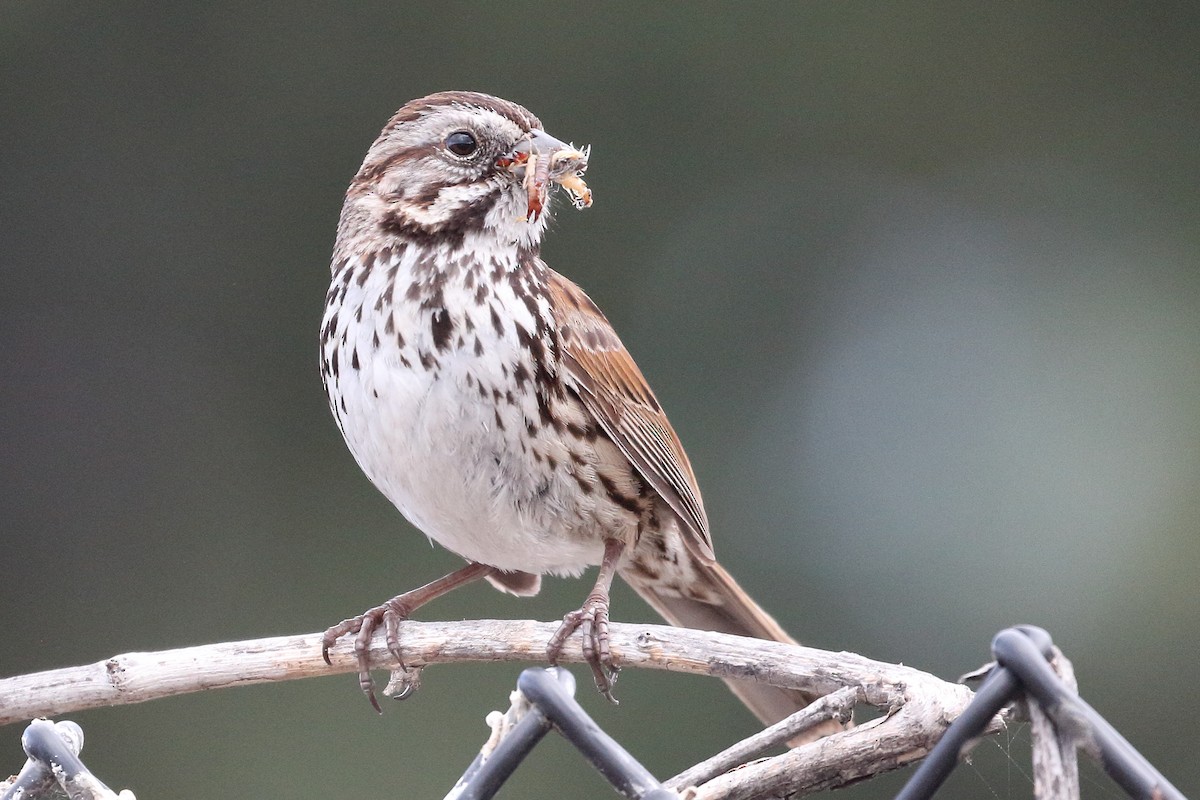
[0, 620, 996, 797]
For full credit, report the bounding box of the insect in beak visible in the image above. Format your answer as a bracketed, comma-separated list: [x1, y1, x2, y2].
[500, 130, 592, 222]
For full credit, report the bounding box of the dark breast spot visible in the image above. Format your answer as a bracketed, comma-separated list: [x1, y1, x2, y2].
[431, 310, 454, 351]
[512, 363, 530, 387]
[324, 311, 340, 341]
[374, 280, 394, 312]
[490, 304, 504, 336]
[521, 293, 539, 318]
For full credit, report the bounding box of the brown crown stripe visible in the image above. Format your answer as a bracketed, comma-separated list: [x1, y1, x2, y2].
[384, 91, 542, 135]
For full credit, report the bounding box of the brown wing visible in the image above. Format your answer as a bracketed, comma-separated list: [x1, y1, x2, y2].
[548, 271, 714, 562]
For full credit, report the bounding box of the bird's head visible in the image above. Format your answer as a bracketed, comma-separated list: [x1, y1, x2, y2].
[339, 91, 591, 253]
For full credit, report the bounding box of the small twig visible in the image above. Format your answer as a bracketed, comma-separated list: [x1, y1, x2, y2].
[666, 685, 861, 791]
[1026, 647, 1080, 800]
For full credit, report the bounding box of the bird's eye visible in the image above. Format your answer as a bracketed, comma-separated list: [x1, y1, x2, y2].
[445, 131, 478, 157]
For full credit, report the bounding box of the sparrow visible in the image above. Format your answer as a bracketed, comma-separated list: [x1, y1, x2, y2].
[319, 91, 829, 732]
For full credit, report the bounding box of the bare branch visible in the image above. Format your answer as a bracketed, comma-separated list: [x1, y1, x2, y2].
[1028, 647, 1080, 800]
[666, 685, 861, 791]
[0, 620, 995, 798]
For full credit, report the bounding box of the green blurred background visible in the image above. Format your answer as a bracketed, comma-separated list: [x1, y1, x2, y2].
[3, 2, 1197, 797]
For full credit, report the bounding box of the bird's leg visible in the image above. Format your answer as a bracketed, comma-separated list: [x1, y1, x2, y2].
[322, 561, 494, 712]
[547, 538, 627, 702]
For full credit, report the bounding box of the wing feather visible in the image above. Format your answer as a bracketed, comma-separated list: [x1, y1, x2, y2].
[548, 271, 714, 562]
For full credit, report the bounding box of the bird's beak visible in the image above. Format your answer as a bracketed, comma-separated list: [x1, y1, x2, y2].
[501, 129, 592, 221]
[509, 129, 575, 160]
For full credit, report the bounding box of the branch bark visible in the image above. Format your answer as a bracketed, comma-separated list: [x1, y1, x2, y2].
[0, 620, 997, 798]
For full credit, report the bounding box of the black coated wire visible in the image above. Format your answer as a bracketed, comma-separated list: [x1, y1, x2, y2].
[2, 719, 116, 800]
[894, 625, 1187, 800]
[993, 627, 1186, 800]
[448, 667, 676, 800]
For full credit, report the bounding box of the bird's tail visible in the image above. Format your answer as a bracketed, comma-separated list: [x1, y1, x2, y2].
[620, 557, 843, 742]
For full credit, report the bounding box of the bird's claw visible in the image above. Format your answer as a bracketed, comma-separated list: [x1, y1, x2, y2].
[321, 599, 412, 712]
[547, 597, 619, 702]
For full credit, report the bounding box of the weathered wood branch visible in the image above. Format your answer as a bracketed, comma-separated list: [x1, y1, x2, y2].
[0, 620, 998, 798]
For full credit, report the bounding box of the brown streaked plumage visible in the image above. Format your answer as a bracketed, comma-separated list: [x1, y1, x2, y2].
[320, 91, 838, 738]
[548, 272, 713, 563]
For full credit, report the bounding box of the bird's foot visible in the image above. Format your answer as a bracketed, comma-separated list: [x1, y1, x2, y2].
[547, 592, 619, 702]
[320, 563, 495, 712]
[322, 596, 414, 713]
